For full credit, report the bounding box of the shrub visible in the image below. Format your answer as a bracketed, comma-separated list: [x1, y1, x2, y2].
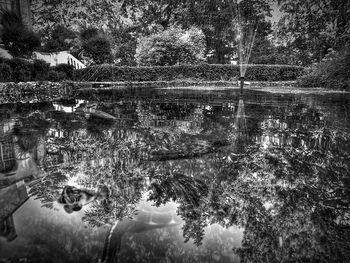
[52, 64, 75, 79]
[32, 59, 50, 80]
[75, 64, 304, 82]
[298, 48, 350, 90]
[0, 63, 13, 82]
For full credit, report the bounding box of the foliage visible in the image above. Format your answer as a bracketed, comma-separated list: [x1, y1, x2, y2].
[112, 26, 139, 66]
[51, 63, 75, 80]
[32, 59, 50, 80]
[0, 58, 73, 82]
[135, 26, 206, 66]
[129, 0, 187, 30]
[48, 70, 66, 82]
[31, 0, 126, 33]
[6, 58, 33, 82]
[198, 0, 271, 64]
[41, 25, 77, 52]
[298, 48, 350, 90]
[148, 173, 209, 206]
[31, 1, 125, 64]
[249, 35, 303, 65]
[82, 36, 114, 64]
[77, 0, 272, 65]
[0, 11, 41, 57]
[277, 0, 350, 64]
[132, 0, 272, 64]
[0, 63, 13, 82]
[75, 63, 304, 82]
[80, 27, 99, 42]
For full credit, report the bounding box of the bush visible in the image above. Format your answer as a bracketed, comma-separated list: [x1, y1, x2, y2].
[32, 59, 50, 80]
[75, 64, 305, 82]
[52, 64, 74, 79]
[0, 63, 13, 82]
[298, 48, 350, 90]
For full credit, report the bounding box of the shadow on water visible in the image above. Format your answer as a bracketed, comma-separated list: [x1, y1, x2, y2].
[0, 86, 350, 262]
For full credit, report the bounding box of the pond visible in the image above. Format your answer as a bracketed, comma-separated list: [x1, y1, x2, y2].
[0, 86, 350, 263]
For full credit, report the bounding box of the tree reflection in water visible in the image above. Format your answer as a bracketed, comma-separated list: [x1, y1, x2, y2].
[4, 88, 350, 262]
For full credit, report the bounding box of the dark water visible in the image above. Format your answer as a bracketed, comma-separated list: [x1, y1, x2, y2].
[0, 86, 349, 263]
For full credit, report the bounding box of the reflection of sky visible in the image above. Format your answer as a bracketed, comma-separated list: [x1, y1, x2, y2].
[1, 193, 243, 262]
[0, 198, 108, 261]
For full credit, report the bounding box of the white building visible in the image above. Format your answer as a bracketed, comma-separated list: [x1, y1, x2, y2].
[33, 51, 86, 69]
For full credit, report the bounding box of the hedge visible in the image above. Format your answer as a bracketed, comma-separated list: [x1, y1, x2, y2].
[0, 59, 305, 83]
[0, 63, 12, 82]
[6, 58, 33, 82]
[0, 57, 74, 82]
[75, 64, 305, 82]
[32, 59, 50, 81]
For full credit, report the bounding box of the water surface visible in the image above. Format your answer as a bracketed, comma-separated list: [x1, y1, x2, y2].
[1, 86, 349, 263]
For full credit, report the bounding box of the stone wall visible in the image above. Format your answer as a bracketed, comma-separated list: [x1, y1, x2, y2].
[0, 82, 76, 104]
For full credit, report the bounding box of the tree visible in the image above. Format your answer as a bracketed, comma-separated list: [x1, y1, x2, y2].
[177, 0, 271, 64]
[0, 11, 41, 57]
[112, 26, 139, 66]
[298, 47, 350, 90]
[80, 27, 99, 42]
[41, 25, 77, 52]
[135, 26, 206, 66]
[130, 0, 188, 31]
[31, 0, 126, 33]
[121, 0, 272, 64]
[82, 35, 114, 65]
[277, 0, 350, 64]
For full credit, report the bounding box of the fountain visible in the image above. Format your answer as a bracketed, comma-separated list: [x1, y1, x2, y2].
[232, 0, 259, 91]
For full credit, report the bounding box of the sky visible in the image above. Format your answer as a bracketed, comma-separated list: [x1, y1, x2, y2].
[270, 1, 283, 23]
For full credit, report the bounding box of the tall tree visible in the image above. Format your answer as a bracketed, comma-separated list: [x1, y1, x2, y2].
[277, 0, 350, 63]
[0, 11, 41, 57]
[180, 0, 272, 63]
[135, 26, 206, 66]
[31, 0, 126, 33]
[127, 0, 272, 64]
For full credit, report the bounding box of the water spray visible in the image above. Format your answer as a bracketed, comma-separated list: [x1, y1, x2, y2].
[231, 0, 259, 91]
